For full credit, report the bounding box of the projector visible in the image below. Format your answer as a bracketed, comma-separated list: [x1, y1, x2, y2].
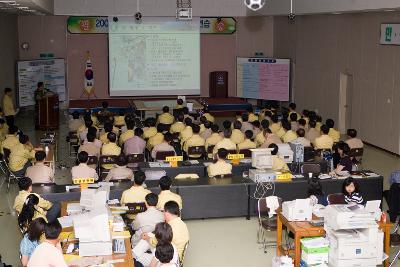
[176, 8, 192, 20]
[135, 12, 142, 21]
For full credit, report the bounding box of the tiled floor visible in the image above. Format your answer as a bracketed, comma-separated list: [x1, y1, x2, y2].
[0, 109, 399, 266]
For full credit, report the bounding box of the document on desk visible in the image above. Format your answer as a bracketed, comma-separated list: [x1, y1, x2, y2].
[58, 216, 73, 228]
[188, 160, 199, 164]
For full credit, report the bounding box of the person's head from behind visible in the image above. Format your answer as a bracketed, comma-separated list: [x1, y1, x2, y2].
[134, 127, 144, 137]
[204, 121, 211, 129]
[18, 194, 39, 229]
[116, 155, 127, 167]
[289, 102, 296, 111]
[289, 112, 298, 122]
[104, 122, 113, 133]
[107, 132, 117, 143]
[271, 114, 279, 123]
[44, 220, 62, 241]
[342, 177, 359, 196]
[147, 117, 156, 127]
[154, 222, 173, 244]
[241, 113, 249, 122]
[233, 120, 242, 130]
[298, 119, 306, 127]
[337, 142, 350, 157]
[347, 129, 357, 138]
[35, 151, 46, 163]
[155, 243, 175, 264]
[157, 124, 164, 134]
[302, 109, 310, 117]
[18, 177, 32, 192]
[191, 124, 200, 134]
[326, 119, 334, 129]
[126, 121, 135, 130]
[164, 201, 180, 221]
[261, 119, 269, 130]
[72, 111, 80, 120]
[222, 120, 232, 130]
[211, 124, 219, 134]
[320, 125, 329, 135]
[296, 128, 306, 138]
[164, 132, 173, 143]
[281, 121, 291, 131]
[223, 129, 232, 138]
[86, 132, 96, 143]
[102, 101, 109, 109]
[145, 193, 158, 208]
[37, 82, 44, 89]
[265, 110, 272, 119]
[177, 113, 184, 122]
[78, 151, 89, 164]
[182, 107, 189, 115]
[19, 134, 29, 145]
[307, 178, 323, 197]
[184, 117, 192, 127]
[159, 175, 172, 191]
[5, 87, 12, 96]
[162, 106, 170, 113]
[84, 119, 93, 129]
[268, 143, 279, 155]
[252, 120, 260, 129]
[217, 148, 228, 160]
[27, 217, 47, 242]
[9, 125, 18, 135]
[245, 130, 253, 140]
[177, 98, 183, 106]
[134, 171, 146, 186]
[199, 116, 207, 124]
[309, 120, 316, 129]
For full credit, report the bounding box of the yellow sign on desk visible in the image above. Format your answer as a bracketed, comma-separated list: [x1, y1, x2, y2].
[227, 154, 244, 165]
[72, 177, 95, 190]
[165, 156, 183, 168]
[275, 172, 293, 181]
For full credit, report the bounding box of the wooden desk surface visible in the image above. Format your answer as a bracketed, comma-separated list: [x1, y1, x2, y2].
[61, 201, 134, 267]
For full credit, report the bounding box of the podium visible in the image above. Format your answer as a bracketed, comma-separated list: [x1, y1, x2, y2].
[35, 94, 59, 130]
[209, 71, 228, 98]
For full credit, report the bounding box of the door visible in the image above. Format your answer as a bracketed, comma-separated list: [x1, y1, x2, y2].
[338, 72, 353, 134]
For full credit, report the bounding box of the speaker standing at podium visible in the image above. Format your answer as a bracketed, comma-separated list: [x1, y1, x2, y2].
[34, 82, 59, 130]
[34, 82, 50, 101]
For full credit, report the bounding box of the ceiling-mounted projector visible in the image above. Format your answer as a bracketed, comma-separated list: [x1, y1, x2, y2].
[244, 0, 266, 11]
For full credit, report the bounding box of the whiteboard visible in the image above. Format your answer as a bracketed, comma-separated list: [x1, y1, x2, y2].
[236, 57, 290, 101]
[17, 59, 66, 107]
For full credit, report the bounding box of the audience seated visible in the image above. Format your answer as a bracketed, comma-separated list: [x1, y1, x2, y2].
[240, 113, 253, 133]
[84, 126, 102, 147]
[101, 132, 121, 169]
[269, 115, 281, 134]
[202, 108, 215, 123]
[124, 128, 146, 155]
[293, 128, 311, 147]
[298, 118, 307, 131]
[314, 125, 334, 150]
[289, 113, 298, 131]
[157, 176, 183, 211]
[143, 118, 157, 139]
[326, 118, 340, 142]
[255, 120, 269, 146]
[205, 124, 222, 158]
[282, 121, 297, 143]
[213, 129, 236, 155]
[105, 155, 133, 182]
[121, 171, 151, 206]
[148, 124, 166, 151]
[119, 120, 135, 146]
[114, 110, 126, 127]
[179, 117, 193, 144]
[121, 114, 135, 133]
[1, 125, 19, 154]
[18, 194, 47, 232]
[152, 242, 178, 267]
[306, 120, 320, 145]
[170, 113, 185, 134]
[207, 148, 232, 177]
[345, 128, 363, 149]
[315, 115, 322, 131]
[183, 124, 205, 158]
[20, 217, 46, 266]
[157, 106, 175, 125]
[238, 130, 256, 150]
[68, 111, 83, 132]
[200, 121, 212, 140]
[99, 122, 114, 144]
[176, 98, 184, 109]
[78, 119, 94, 141]
[78, 132, 100, 157]
[152, 133, 176, 159]
[25, 151, 54, 184]
[0, 118, 9, 143]
[231, 120, 245, 145]
[288, 102, 300, 121]
[275, 120, 286, 139]
[334, 142, 352, 173]
[247, 107, 258, 123]
[9, 134, 35, 176]
[71, 151, 99, 180]
[251, 120, 261, 139]
[269, 143, 289, 171]
[261, 128, 282, 148]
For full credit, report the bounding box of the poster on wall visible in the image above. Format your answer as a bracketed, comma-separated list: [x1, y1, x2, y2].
[17, 59, 66, 107]
[200, 17, 236, 34]
[380, 24, 400, 45]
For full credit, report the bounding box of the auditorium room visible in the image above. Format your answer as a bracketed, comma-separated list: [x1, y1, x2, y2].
[1, 0, 400, 266]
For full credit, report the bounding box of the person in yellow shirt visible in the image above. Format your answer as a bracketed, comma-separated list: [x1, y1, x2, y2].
[68, 111, 83, 132]
[176, 98, 184, 109]
[240, 113, 253, 134]
[84, 108, 99, 126]
[213, 129, 237, 155]
[147, 124, 165, 151]
[207, 148, 233, 177]
[275, 123, 286, 139]
[315, 115, 322, 132]
[326, 119, 340, 142]
[179, 118, 193, 145]
[1, 125, 19, 154]
[157, 176, 183, 211]
[261, 128, 282, 148]
[100, 122, 114, 144]
[101, 132, 121, 169]
[269, 115, 281, 134]
[143, 118, 157, 140]
[114, 111, 126, 127]
[288, 102, 300, 121]
[183, 124, 205, 158]
[3, 87, 16, 126]
[255, 120, 269, 147]
[170, 113, 185, 134]
[119, 121, 135, 146]
[231, 121, 245, 145]
[314, 125, 334, 150]
[268, 143, 289, 171]
[17, 194, 47, 231]
[302, 110, 310, 126]
[238, 130, 256, 150]
[282, 121, 298, 143]
[157, 106, 174, 125]
[203, 108, 215, 123]
[220, 120, 232, 138]
[247, 107, 259, 123]
[121, 171, 151, 205]
[298, 118, 308, 131]
[306, 120, 320, 145]
[205, 124, 223, 158]
[9, 135, 36, 176]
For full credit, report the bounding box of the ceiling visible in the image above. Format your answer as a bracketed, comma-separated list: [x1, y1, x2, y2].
[0, 0, 53, 15]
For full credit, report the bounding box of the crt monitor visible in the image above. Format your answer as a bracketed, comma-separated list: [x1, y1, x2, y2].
[250, 148, 273, 169]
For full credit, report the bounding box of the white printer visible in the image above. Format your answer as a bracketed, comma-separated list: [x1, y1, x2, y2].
[282, 198, 312, 221]
[324, 205, 377, 230]
[277, 144, 294, 163]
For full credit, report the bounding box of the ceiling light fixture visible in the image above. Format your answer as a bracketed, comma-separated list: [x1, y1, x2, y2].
[244, 0, 266, 11]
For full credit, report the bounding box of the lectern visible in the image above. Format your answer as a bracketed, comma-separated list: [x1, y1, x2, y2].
[35, 94, 59, 130]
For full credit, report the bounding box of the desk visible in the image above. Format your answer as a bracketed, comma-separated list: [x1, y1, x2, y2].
[60, 201, 134, 267]
[133, 99, 203, 119]
[276, 211, 391, 267]
[138, 162, 205, 178]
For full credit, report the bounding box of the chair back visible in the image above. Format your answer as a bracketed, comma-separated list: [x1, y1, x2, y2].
[300, 163, 321, 177]
[187, 146, 206, 157]
[158, 123, 171, 132]
[303, 146, 316, 162]
[99, 155, 117, 167]
[126, 202, 147, 215]
[327, 193, 346, 205]
[257, 197, 283, 217]
[68, 131, 79, 142]
[238, 149, 252, 158]
[87, 155, 98, 166]
[349, 148, 364, 158]
[227, 149, 238, 155]
[179, 241, 190, 267]
[3, 148, 11, 162]
[214, 174, 233, 178]
[207, 145, 215, 154]
[126, 154, 145, 164]
[155, 151, 175, 161]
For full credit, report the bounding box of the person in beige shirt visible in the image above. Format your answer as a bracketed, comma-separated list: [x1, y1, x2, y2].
[183, 124, 205, 158]
[25, 151, 54, 184]
[157, 106, 174, 125]
[261, 128, 282, 148]
[269, 115, 281, 134]
[119, 121, 135, 146]
[200, 121, 212, 140]
[101, 132, 121, 169]
[3, 87, 16, 126]
[298, 118, 308, 131]
[203, 109, 215, 123]
[170, 114, 185, 134]
[345, 129, 363, 149]
[179, 117, 193, 145]
[78, 132, 101, 157]
[213, 129, 237, 155]
[282, 121, 297, 143]
[248, 110, 259, 123]
[205, 124, 223, 158]
[1, 125, 19, 154]
[157, 176, 183, 211]
[240, 113, 253, 134]
[288, 103, 300, 121]
[207, 148, 233, 177]
[306, 121, 320, 145]
[238, 130, 256, 150]
[314, 125, 334, 150]
[231, 120, 245, 145]
[105, 155, 133, 182]
[269, 143, 290, 171]
[152, 133, 176, 160]
[326, 119, 340, 142]
[148, 124, 166, 151]
[68, 111, 83, 132]
[251, 120, 261, 139]
[9, 134, 36, 175]
[293, 128, 311, 147]
[255, 120, 269, 147]
[114, 111, 126, 127]
[121, 171, 151, 205]
[71, 151, 99, 180]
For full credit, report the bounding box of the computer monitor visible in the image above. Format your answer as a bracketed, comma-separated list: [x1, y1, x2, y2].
[277, 143, 294, 163]
[250, 148, 273, 169]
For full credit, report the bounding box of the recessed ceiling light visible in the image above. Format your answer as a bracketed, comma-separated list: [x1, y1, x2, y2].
[385, 9, 396, 12]
[17, 6, 29, 9]
[0, 1, 16, 3]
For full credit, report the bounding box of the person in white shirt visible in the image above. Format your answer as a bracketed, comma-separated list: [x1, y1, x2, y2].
[71, 151, 99, 180]
[131, 193, 164, 246]
[105, 155, 133, 182]
[25, 151, 54, 184]
[151, 133, 176, 160]
[27, 220, 67, 267]
[345, 129, 363, 149]
[292, 128, 311, 147]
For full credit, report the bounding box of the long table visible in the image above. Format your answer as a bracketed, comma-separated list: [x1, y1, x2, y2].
[33, 175, 383, 220]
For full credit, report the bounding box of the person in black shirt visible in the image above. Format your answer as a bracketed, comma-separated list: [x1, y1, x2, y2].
[334, 142, 352, 172]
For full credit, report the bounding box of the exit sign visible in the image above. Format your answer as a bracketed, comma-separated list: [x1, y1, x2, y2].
[380, 24, 400, 45]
